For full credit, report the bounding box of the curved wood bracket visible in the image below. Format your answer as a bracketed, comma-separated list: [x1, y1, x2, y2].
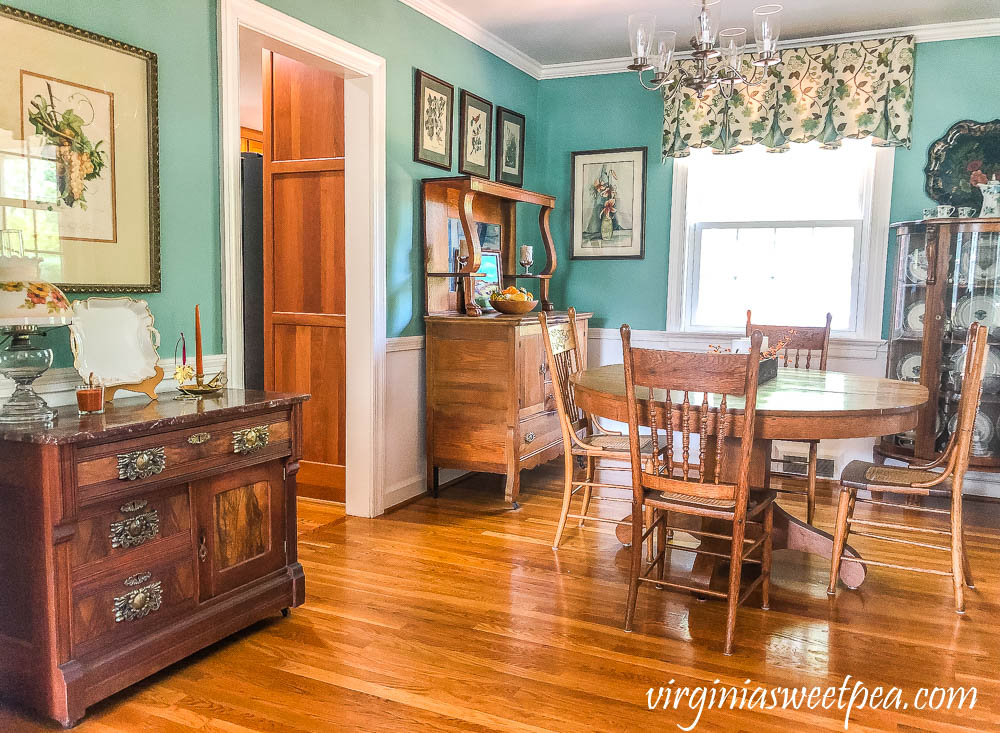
[538, 206, 557, 311]
[458, 190, 482, 316]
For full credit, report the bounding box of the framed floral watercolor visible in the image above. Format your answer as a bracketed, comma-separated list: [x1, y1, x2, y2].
[413, 70, 453, 171]
[0, 5, 159, 292]
[495, 107, 525, 187]
[570, 147, 647, 260]
[458, 90, 492, 179]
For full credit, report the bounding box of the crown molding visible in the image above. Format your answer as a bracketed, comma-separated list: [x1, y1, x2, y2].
[537, 17, 1000, 79]
[396, 0, 543, 78]
[394, 1, 999, 82]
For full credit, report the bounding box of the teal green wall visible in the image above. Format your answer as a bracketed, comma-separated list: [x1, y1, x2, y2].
[7, 0, 221, 365]
[6, 0, 539, 369]
[538, 36, 1000, 335]
[8, 0, 997, 356]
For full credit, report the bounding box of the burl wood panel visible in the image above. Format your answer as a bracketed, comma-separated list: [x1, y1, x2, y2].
[70, 555, 196, 658]
[271, 170, 346, 316]
[269, 53, 344, 161]
[214, 481, 270, 570]
[70, 488, 191, 574]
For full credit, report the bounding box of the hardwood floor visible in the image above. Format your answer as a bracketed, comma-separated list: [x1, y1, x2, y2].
[3, 464, 998, 731]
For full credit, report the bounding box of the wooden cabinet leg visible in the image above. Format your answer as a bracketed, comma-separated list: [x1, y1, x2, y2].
[428, 465, 439, 498]
[504, 469, 521, 508]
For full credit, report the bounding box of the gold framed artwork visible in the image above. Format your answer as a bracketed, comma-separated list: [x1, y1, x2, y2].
[0, 6, 159, 292]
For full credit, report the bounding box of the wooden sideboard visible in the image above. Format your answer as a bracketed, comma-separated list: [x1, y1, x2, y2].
[0, 390, 308, 727]
[425, 311, 590, 506]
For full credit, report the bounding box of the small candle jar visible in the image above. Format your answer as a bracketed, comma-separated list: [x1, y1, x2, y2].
[76, 384, 105, 415]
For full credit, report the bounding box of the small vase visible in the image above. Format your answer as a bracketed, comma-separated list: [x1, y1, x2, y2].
[600, 216, 613, 241]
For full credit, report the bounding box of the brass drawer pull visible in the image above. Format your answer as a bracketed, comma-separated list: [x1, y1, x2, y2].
[114, 574, 162, 623]
[187, 432, 211, 445]
[109, 509, 159, 549]
[117, 447, 166, 480]
[233, 425, 270, 454]
[525, 431, 536, 444]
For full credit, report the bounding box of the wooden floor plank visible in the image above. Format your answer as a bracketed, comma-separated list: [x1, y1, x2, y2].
[2, 462, 997, 731]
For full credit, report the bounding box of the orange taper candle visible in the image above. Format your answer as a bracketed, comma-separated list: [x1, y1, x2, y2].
[194, 304, 204, 378]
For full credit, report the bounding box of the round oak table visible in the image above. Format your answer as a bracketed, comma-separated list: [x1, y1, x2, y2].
[570, 365, 928, 588]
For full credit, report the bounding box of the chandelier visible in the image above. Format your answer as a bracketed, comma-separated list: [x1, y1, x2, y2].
[627, 1, 783, 99]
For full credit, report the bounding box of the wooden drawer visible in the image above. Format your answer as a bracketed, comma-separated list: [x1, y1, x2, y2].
[519, 410, 562, 460]
[70, 551, 196, 658]
[68, 486, 192, 578]
[75, 412, 291, 506]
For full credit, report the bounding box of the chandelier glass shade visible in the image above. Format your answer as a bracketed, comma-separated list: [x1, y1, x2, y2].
[627, 1, 782, 98]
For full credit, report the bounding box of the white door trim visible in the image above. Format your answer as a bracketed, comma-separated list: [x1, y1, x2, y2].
[218, 0, 388, 517]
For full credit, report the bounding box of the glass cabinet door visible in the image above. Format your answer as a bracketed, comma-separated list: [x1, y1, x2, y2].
[941, 227, 1000, 456]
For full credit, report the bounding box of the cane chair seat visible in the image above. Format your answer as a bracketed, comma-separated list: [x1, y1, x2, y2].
[840, 460, 948, 494]
[578, 433, 654, 454]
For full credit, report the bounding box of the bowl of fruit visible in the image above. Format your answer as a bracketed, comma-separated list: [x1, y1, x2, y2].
[489, 286, 538, 315]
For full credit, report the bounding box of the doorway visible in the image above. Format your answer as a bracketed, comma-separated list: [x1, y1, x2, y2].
[219, 0, 387, 517]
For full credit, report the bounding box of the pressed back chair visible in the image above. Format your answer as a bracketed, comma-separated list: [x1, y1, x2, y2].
[746, 310, 832, 524]
[621, 326, 775, 656]
[540, 308, 658, 551]
[828, 323, 987, 613]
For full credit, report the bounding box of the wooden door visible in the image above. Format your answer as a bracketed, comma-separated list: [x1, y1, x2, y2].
[193, 461, 287, 601]
[263, 50, 346, 501]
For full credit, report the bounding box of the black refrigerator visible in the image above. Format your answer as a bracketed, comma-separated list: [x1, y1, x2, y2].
[240, 152, 265, 390]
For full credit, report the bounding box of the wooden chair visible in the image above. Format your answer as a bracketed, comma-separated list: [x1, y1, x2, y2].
[828, 323, 986, 613]
[541, 308, 659, 551]
[621, 326, 775, 655]
[746, 310, 832, 524]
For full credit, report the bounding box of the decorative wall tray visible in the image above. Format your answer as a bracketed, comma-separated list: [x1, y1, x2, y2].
[70, 297, 162, 399]
[925, 119, 1000, 208]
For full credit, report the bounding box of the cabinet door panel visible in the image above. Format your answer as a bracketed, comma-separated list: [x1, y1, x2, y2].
[517, 326, 546, 416]
[194, 461, 286, 601]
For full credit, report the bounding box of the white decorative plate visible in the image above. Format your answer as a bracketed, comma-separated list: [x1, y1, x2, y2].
[950, 345, 1000, 376]
[949, 411, 994, 455]
[903, 300, 925, 333]
[905, 248, 928, 283]
[971, 252, 1000, 283]
[955, 294, 1000, 330]
[69, 297, 161, 386]
[895, 352, 922, 381]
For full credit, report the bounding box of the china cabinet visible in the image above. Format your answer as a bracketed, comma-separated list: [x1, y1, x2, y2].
[877, 218, 1000, 468]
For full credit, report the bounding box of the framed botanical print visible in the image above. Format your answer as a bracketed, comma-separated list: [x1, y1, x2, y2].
[413, 70, 453, 170]
[458, 90, 492, 178]
[570, 147, 647, 260]
[0, 5, 160, 292]
[495, 107, 525, 187]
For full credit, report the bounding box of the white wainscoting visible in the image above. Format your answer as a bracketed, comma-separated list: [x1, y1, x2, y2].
[0, 354, 229, 406]
[586, 328, 1000, 498]
[383, 336, 467, 510]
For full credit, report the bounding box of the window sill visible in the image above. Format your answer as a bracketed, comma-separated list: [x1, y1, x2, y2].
[587, 327, 887, 361]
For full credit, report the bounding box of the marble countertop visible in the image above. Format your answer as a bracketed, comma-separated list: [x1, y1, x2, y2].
[0, 389, 309, 445]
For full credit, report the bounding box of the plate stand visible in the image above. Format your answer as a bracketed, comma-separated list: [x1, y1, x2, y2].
[104, 365, 164, 402]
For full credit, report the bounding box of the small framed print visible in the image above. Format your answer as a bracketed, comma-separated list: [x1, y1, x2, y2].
[571, 147, 647, 260]
[458, 90, 492, 178]
[495, 106, 525, 187]
[413, 69, 453, 170]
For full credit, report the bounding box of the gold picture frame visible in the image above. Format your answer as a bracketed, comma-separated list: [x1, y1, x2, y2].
[0, 5, 160, 293]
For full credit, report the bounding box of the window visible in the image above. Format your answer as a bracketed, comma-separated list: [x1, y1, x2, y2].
[667, 139, 894, 339]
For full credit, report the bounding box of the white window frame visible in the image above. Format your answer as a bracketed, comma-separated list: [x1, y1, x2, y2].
[666, 145, 895, 342]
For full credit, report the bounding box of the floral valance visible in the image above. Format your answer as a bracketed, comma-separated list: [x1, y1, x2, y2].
[662, 35, 914, 159]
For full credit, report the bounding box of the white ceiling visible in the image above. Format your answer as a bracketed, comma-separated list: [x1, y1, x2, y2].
[432, 0, 999, 65]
